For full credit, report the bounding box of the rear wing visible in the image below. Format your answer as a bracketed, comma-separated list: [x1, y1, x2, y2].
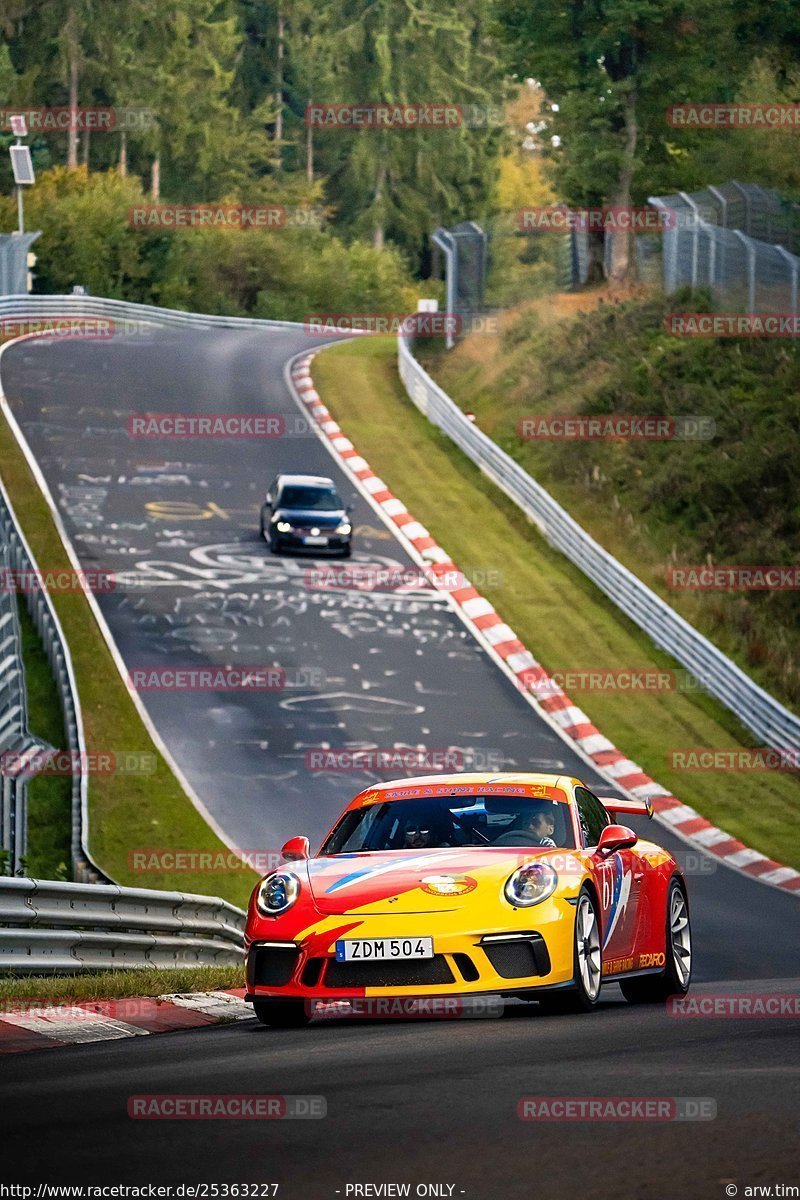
[600, 796, 653, 820]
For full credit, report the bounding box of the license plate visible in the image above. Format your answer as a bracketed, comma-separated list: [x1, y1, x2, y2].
[334, 937, 433, 963]
[303, 535, 328, 545]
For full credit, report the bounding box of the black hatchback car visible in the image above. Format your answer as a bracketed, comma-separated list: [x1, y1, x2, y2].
[261, 473, 353, 556]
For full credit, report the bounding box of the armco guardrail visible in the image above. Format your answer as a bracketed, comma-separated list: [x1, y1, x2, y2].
[0, 477, 104, 881]
[0, 292, 306, 332]
[0, 877, 246, 972]
[398, 336, 800, 753]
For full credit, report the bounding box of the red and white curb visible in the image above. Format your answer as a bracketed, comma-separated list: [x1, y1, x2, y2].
[0, 989, 254, 1055]
[290, 353, 799, 897]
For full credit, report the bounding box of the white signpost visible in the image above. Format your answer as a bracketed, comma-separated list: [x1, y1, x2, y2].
[8, 114, 35, 234]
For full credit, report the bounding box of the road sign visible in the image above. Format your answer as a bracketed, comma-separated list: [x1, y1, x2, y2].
[10, 145, 35, 186]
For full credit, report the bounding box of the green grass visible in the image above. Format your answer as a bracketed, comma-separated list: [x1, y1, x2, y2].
[425, 290, 800, 712]
[0, 412, 257, 906]
[0, 966, 243, 1006]
[15, 597, 71, 879]
[312, 336, 800, 869]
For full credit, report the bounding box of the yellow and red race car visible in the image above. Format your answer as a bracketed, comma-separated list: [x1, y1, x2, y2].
[244, 773, 692, 1026]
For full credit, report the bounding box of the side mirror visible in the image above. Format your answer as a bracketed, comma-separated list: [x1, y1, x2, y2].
[596, 824, 637, 857]
[265, 493, 273, 508]
[281, 835, 310, 862]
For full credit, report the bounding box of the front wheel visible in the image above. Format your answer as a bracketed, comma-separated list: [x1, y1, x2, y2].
[621, 877, 692, 1004]
[539, 885, 602, 1013]
[252, 999, 310, 1028]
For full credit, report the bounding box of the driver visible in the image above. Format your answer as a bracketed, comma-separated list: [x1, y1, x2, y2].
[402, 809, 452, 849]
[513, 803, 558, 848]
[527, 806, 557, 848]
[403, 820, 433, 849]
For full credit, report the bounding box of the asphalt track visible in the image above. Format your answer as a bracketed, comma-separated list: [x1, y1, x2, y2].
[1, 326, 799, 1196]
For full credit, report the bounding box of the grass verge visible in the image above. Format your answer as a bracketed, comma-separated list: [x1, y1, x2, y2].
[425, 290, 800, 711]
[0, 966, 243, 1006]
[0, 394, 257, 906]
[15, 597, 71, 879]
[312, 336, 800, 869]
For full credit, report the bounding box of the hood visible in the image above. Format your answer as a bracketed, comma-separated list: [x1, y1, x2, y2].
[274, 507, 345, 527]
[305, 847, 571, 915]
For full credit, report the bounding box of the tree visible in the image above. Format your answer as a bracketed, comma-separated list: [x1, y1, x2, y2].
[493, 0, 736, 283]
[295, 0, 504, 260]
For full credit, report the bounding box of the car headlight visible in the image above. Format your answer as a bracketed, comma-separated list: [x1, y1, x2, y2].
[335, 522, 351, 535]
[504, 863, 557, 907]
[256, 871, 300, 915]
[274, 520, 293, 533]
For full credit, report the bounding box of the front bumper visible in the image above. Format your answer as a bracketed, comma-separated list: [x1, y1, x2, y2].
[245, 905, 575, 1000]
[271, 529, 350, 554]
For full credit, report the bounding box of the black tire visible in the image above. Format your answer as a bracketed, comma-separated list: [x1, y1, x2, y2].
[260, 506, 270, 540]
[340, 544, 352, 559]
[620, 877, 692, 1004]
[539, 885, 602, 1014]
[252, 999, 310, 1028]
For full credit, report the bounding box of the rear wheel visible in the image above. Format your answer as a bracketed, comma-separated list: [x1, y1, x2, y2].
[621, 878, 692, 1004]
[252, 999, 310, 1028]
[539, 886, 601, 1013]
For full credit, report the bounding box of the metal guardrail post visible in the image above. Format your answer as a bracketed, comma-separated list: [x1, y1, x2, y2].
[732, 229, 757, 311]
[774, 245, 798, 313]
[431, 228, 457, 350]
[730, 181, 752, 236]
[679, 192, 702, 288]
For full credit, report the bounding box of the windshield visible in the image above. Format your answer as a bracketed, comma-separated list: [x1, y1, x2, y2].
[278, 485, 341, 511]
[320, 794, 575, 853]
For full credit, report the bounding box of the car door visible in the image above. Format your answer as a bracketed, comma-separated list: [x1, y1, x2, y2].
[575, 787, 642, 969]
